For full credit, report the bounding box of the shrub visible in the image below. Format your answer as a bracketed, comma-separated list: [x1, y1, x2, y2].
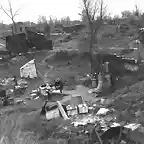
[129, 19, 136, 26]
[128, 31, 135, 37]
[103, 32, 115, 38]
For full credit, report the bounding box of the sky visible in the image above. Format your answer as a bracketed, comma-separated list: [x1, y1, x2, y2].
[0, 0, 144, 24]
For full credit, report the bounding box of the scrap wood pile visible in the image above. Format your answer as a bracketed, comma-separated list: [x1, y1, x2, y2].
[41, 93, 144, 144]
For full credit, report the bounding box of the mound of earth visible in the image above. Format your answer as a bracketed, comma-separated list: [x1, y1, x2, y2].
[44, 49, 90, 63]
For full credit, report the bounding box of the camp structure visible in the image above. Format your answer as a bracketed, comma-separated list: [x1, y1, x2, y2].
[20, 59, 37, 79]
[3, 29, 53, 55]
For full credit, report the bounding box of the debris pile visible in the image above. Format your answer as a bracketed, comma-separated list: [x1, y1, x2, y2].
[1, 54, 144, 143]
[28, 78, 64, 100]
[27, 89, 40, 100]
[0, 77, 28, 93]
[40, 94, 144, 144]
[0, 76, 28, 106]
[0, 77, 15, 87]
[11, 55, 27, 63]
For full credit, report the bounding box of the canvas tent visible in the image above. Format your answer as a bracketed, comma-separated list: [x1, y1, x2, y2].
[20, 59, 37, 78]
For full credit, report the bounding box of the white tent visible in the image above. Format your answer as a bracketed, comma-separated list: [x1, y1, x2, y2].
[20, 59, 37, 79]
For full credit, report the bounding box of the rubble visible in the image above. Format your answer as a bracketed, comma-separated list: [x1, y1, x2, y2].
[0, 59, 144, 143]
[96, 108, 110, 115]
[0, 77, 15, 88]
[28, 89, 40, 100]
[39, 93, 144, 144]
[0, 76, 29, 106]
[0, 77, 28, 89]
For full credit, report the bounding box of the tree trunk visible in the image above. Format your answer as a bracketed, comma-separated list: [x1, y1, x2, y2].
[12, 19, 17, 34]
[89, 33, 101, 74]
[89, 34, 93, 73]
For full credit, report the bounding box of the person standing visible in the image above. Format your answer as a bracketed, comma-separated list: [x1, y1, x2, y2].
[103, 61, 117, 91]
[13, 76, 17, 85]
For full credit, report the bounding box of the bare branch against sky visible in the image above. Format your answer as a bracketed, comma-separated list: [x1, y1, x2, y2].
[0, 0, 20, 20]
[0, 0, 20, 32]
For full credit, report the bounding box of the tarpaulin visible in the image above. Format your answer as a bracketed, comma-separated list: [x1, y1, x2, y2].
[20, 59, 37, 78]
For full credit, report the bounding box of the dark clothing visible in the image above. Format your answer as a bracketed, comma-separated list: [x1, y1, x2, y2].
[55, 80, 63, 93]
[0, 89, 6, 98]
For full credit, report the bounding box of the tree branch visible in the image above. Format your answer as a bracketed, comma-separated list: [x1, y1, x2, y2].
[82, 0, 106, 34]
[91, 1, 98, 20]
[8, 0, 13, 17]
[81, 0, 107, 72]
[13, 8, 20, 17]
[83, 0, 93, 30]
[0, 0, 19, 20]
[0, 0, 20, 33]
[0, 5, 12, 19]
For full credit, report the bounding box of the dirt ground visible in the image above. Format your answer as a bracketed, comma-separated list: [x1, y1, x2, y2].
[0, 26, 144, 143]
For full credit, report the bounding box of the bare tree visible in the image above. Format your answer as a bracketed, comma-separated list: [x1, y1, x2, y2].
[81, 0, 107, 72]
[60, 16, 71, 25]
[37, 15, 47, 24]
[134, 4, 141, 17]
[131, 5, 142, 28]
[37, 15, 51, 39]
[0, 0, 20, 33]
[121, 10, 132, 19]
[44, 23, 50, 40]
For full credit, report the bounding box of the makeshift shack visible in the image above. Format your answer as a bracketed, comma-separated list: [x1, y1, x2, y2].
[20, 59, 37, 79]
[4, 29, 53, 54]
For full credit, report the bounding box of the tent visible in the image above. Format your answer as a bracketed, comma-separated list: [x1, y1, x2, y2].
[20, 59, 37, 79]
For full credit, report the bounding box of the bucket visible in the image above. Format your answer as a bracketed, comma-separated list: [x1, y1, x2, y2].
[92, 78, 97, 88]
[78, 104, 88, 114]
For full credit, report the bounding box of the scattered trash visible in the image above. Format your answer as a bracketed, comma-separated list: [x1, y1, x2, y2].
[77, 104, 89, 114]
[66, 105, 78, 116]
[100, 98, 114, 105]
[15, 99, 25, 105]
[0, 77, 15, 88]
[2, 97, 14, 106]
[72, 114, 97, 126]
[0, 53, 144, 144]
[88, 106, 94, 113]
[34, 96, 39, 100]
[96, 108, 110, 115]
[28, 89, 40, 99]
[124, 123, 141, 131]
[38, 78, 64, 98]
